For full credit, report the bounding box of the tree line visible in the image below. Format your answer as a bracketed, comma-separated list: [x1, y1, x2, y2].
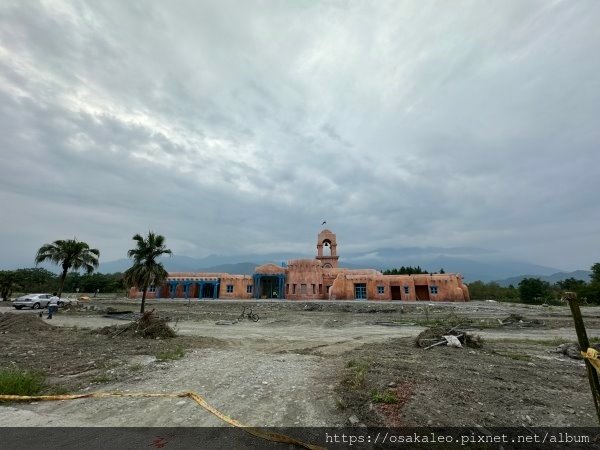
[382, 266, 445, 275]
[0, 231, 172, 313]
[468, 263, 600, 304]
[0, 268, 126, 299]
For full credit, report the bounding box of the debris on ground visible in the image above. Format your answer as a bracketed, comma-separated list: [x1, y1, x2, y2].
[415, 326, 483, 349]
[498, 314, 545, 328]
[0, 313, 53, 332]
[215, 320, 238, 325]
[553, 342, 600, 360]
[358, 308, 396, 314]
[372, 320, 416, 327]
[103, 312, 141, 321]
[97, 309, 176, 339]
[303, 304, 323, 312]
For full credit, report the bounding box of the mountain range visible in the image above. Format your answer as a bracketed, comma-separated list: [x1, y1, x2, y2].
[94, 246, 592, 283]
[492, 270, 592, 287]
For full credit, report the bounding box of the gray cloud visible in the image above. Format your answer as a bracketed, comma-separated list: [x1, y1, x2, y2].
[1, 0, 599, 271]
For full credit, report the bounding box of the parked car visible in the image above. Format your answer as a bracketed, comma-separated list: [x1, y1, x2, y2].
[13, 293, 53, 310]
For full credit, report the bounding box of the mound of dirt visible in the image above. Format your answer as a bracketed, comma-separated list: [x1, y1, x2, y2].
[0, 313, 53, 332]
[98, 310, 176, 339]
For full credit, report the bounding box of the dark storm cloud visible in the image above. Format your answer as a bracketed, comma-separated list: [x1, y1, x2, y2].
[0, 0, 599, 270]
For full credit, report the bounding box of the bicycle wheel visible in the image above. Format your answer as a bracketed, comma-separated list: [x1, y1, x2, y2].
[251, 313, 259, 322]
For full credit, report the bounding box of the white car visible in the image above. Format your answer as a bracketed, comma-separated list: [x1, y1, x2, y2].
[13, 294, 80, 310]
[13, 293, 53, 310]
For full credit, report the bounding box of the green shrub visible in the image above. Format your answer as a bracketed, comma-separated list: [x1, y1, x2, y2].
[155, 345, 185, 361]
[91, 373, 112, 383]
[0, 368, 45, 397]
[345, 359, 369, 388]
[372, 389, 398, 404]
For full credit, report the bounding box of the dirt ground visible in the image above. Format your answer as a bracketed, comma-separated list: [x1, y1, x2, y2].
[1, 299, 599, 427]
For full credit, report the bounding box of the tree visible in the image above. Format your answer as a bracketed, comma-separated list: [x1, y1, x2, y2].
[8, 268, 57, 292]
[382, 266, 428, 275]
[0, 271, 19, 301]
[518, 278, 550, 304]
[35, 239, 100, 297]
[467, 280, 519, 301]
[123, 232, 172, 313]
[579, 262, 600, 304]
[591, 263, 600, 284]
[556, 277, 587, 292]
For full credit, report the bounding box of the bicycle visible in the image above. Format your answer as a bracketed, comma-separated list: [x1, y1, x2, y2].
[238, 307, 259, 322]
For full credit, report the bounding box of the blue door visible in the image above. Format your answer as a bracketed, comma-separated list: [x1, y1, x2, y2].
[354, 283, 367, 300]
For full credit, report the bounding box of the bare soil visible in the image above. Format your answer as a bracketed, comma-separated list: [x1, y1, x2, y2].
[0, 300, 599, 427]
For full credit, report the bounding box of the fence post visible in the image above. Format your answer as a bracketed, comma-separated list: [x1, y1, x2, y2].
[566, 292, 600, 425]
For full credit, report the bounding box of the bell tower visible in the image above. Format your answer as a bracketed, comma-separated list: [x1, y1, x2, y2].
[316, 229, 339, 269]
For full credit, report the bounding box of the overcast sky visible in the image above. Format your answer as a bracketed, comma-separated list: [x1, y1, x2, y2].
[1, 0, 599, 271]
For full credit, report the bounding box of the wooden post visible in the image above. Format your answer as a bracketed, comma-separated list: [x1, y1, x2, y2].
[566, 292, 600, 424]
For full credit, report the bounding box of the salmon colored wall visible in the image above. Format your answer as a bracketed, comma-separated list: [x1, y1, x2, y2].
[328, 273, 468, 301]
[129, 270, 469, 301]
[125, 233, 469, 302]
[219, 275, 254, 300]
[285, 259, 324, 300]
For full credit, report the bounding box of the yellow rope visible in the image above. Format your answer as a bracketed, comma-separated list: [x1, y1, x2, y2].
[0, 391, 325, 450]
[582, 348, 600, 373]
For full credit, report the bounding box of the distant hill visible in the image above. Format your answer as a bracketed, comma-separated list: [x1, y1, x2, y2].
[338, 253, 560, 282]
[94, 246, 570, 282]
[196, 262, 258, 275]
[493, 270, 592, 287]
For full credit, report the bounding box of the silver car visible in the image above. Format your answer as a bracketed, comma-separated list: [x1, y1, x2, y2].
[13, 293, 53, 310]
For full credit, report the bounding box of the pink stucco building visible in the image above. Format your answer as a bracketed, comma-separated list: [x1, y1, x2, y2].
[129, 229, 470, 301]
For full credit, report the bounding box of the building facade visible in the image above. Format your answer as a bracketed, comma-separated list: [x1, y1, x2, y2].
[128, 229, 470, 301]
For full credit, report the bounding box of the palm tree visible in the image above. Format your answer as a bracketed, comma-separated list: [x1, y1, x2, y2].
[123, 232, 172, 313]
[35, 239, 100, 297]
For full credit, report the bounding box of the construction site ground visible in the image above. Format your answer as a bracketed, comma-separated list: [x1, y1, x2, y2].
[1, 299, 599, 428]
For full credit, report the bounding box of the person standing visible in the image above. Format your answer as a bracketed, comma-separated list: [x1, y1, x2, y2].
[47, 292, 59, 319]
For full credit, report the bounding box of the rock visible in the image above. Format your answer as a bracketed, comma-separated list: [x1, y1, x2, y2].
[388, 382, 397, 388]
[348, 415, 360, 425]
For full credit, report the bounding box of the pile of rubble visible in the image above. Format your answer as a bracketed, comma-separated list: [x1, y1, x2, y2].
[498, 313, 545, 328]
[416, 325, 483, 349]
[553, 342, 600, 360]
[103, 310, 142, 321]
[98, 309, 176, 339]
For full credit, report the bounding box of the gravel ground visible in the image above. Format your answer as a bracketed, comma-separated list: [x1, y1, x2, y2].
[1, 300, 599, 428]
